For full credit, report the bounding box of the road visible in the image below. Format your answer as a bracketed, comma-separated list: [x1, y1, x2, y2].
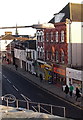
[1, 66, 83, 119]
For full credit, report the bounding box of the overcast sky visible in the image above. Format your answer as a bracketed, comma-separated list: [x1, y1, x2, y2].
[0, 0, 82, 35]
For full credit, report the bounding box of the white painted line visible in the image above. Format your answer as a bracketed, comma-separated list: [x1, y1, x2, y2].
[7, 79, 11, 83]
[0, 72, 2, 74]
[13, 85, 18, 91]
[20, 94, 31, 102]
[3, 75, 6, 78]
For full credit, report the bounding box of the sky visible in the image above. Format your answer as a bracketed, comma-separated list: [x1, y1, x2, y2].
[0, 0, 82, 36]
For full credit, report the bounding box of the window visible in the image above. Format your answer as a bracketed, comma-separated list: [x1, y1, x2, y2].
[40, 31, 44, 42]
[51, 32, 53, 42]
[40, 47, 43, 58]
[5, 40, 7, 44]
[27, 51, 31, 59]
[55, 31, 58, 42]
[46, 51, 49, 60]
[61, 50, 65, 63]
[56, 51, 58, 62]
[37, 31, 40, 41]
[61, 30, 64, 42]
[46, 33, 49, 42]
[38, 47, 40, 58]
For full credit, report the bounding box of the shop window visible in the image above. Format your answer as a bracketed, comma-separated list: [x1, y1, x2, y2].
[72, 79, 82, 92]
[56, 51, 58, 62]
[29, 64, 31, 72]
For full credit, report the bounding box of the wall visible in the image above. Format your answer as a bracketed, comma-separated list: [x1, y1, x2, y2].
[67, 22, 82, 67]
[0, 40, 13, 51]
[14, 48, 26, 61]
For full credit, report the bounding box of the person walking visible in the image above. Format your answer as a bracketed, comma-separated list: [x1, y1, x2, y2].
[40, 74, 43, 82]
[15, 64, 18, 70]
[76, 87, 81, 101]
[69, 84, 74, 97]
[65, 85, 69, 98]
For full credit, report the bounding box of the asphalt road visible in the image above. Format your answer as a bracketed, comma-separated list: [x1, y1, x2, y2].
[1, 66, 83, 119]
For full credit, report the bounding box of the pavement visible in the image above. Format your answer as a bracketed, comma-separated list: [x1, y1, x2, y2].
[2, 63, 83, 109]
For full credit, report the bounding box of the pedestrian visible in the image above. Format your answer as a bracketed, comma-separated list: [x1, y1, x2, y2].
[76, 87, 81, 101]
[65, 85, 69, 98]
[15, 64, 18, 70]
[69, 84, 74, 97]
[40, 74, 43, 82]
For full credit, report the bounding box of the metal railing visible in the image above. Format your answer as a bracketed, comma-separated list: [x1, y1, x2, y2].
[1, 96, 66, 118]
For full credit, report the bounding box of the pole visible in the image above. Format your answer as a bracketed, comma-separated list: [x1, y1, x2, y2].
[7, 98, 8, 108]
[64, 107, 66, 118]
[27, 101, 29, 110]
[16, 100, 18, 109]
[38, 103, 40, 113]
[51, 105, 53, 115]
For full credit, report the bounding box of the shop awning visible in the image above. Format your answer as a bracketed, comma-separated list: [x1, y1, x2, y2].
[37, 60, 46, 64]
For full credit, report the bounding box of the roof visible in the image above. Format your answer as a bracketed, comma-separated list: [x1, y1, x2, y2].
[49, 3, 83, 23]
[1, 34, 29, 40]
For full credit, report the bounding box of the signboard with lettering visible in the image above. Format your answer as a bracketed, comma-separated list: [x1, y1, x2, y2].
[54, 67, 65, 76]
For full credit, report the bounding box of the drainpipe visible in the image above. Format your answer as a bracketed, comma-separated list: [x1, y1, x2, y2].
[66, 19, 72, 67]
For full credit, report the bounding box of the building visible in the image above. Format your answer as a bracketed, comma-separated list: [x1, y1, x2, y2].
[14, 38, 37, 73]
[5, 34, 29, 64]
[44, 3, 83, 87]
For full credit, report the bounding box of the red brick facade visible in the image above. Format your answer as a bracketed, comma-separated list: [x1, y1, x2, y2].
[44, 22, 68, 65]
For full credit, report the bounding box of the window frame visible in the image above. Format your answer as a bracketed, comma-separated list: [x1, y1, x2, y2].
[61, 30, 64, 42]
[55, 31, 58, 42]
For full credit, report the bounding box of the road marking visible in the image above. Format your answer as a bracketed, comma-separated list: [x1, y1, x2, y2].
[7, 79, 11, 83]
[0, 72, 2, 74]
[3, 75, 6, 78]
[20, 94, 31, 101]
[43, 89, 83, 110]
[13, 85, 18, 91]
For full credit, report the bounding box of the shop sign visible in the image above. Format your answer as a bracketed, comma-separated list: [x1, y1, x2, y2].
[66, 68, 82, 81]
[54, 67, 65, 76]
[40, 64, 45, 68]
[44, 64, 52, 71]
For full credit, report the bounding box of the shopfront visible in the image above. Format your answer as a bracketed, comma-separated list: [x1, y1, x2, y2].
[66, 68, 83, 92]
[44, 64, 53, 81]
[53, 65, 66, 86]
